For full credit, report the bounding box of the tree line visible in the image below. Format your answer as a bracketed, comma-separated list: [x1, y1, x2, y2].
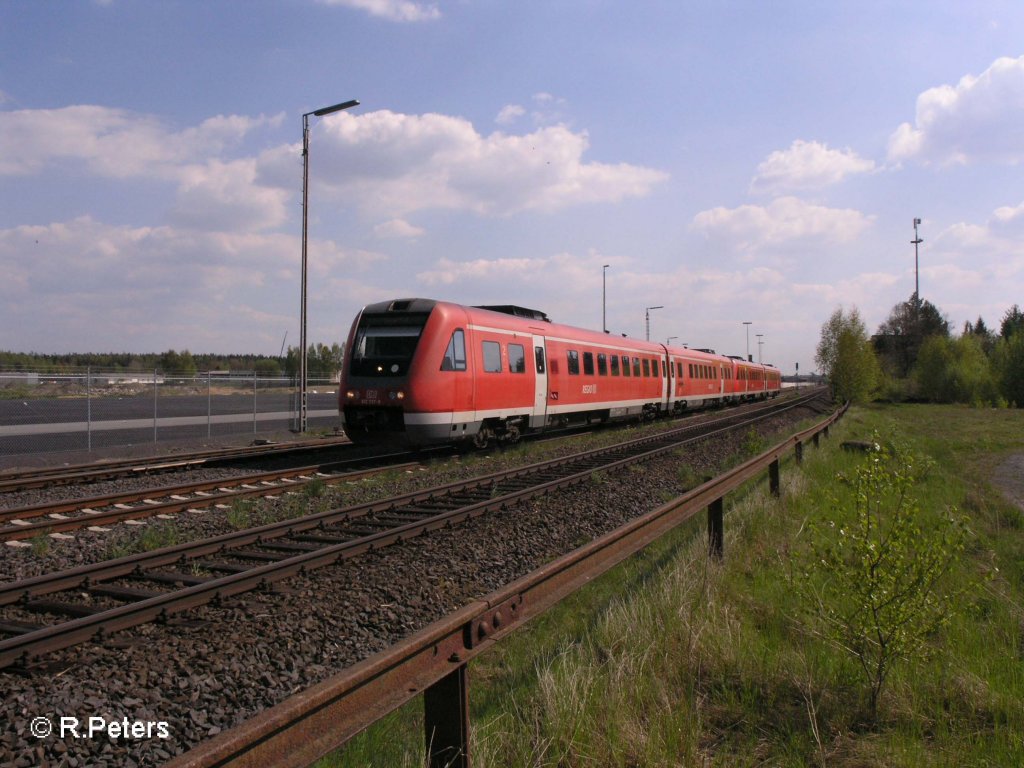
[0, 343, 346, 380]
[817, 295, 1024, 406]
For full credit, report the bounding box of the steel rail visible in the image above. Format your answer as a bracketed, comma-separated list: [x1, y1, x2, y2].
[166, 402, 848, 768]
[0, 392, 819, 603]
[0, 391, 820, 608]
[0, 391, 826, 668]
[0, 454, 424, 541]
[0, 436, 353, 494]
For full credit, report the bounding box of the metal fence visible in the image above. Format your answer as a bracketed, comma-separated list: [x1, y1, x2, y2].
[0, 370, 342, 463]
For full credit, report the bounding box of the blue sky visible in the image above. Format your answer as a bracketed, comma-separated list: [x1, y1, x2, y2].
[2, 1, 1024, 374]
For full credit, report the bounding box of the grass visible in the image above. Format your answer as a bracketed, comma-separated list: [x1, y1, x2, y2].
[104, 519, 182, 559]
[321, 403, 1024, 767]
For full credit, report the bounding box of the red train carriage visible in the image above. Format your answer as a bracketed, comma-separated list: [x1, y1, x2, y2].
[340, 298, 779, 447]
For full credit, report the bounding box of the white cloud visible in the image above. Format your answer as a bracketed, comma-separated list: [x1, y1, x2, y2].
[887, 54, 1024, 165]
[171, 159, 291, 232]
[301, 109, 668, 216]
[374, 218, 426, 238]
[0, 106, 288, 235]
[316, 0, 440, 22]
[750, 140, 875, 194]
[0, 216, 382, 352]
[0, 106, 277, 177]
[418, 255, 551, 286]
[496, 104, 526, 125]
[691, 196, 874, 252]
[528, 92, 569, 125]
[993, 200, 1024, 227]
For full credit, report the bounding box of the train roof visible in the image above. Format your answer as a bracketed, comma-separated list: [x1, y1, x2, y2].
[473, 304, 550, 322]
[360, 298, 438, 314]
[357, 298, 778, 368]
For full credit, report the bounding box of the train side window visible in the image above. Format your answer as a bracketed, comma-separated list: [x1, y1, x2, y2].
[642, 359, 650, 377]
[482, 340, 502, 373]
[621, 355, 631, 377]
[535, 346, 546, 374]
[440, 329, 466, 371]
[583, 351, 595, 375]
[509, 343, 526, 373]
[677, 362, 683, 378]
[597, 353, 608, 376]
[633, 357, 641, 377]
[567, 349, 580, 375]
[610, 354, 620, 376]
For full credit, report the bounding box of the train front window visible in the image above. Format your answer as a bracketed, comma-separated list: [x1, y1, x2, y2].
[350, 312, 428, 377]
[441, 329, 466, 371]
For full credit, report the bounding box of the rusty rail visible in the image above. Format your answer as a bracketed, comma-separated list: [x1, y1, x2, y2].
[0, 436, 354, 493]
[0, 458, 423, 541]
[167, 401, 847, 768]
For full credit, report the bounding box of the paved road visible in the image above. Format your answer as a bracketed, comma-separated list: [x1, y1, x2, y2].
[0, 392, 342, 458]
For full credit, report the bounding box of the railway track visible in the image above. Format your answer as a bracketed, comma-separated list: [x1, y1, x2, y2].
[0, 390, 828, 670]
[0, 435, 353, 494]
[0, 453, 424, 543]
[0, 391, 813, 542]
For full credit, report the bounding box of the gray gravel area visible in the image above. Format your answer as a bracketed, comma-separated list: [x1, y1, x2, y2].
[0, 398, 827, 767]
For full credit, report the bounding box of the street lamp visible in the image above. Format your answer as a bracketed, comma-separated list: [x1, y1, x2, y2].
[756, 333, 764, 364]
[645, 305, 663, 341]
[300, 98, 359, 433]
[667, 336, 678, 345]
[602, 264, 610, 332]
[742, 321, 752, 362]
[911, 218, 923, 303]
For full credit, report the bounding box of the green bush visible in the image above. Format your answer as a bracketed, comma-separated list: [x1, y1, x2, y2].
[798, 435, 972, 719]
[913, 335, 999, 405]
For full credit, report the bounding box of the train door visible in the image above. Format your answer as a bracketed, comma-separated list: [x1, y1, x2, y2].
[661, 350, 671, 412]
[531, 335, 548, 429]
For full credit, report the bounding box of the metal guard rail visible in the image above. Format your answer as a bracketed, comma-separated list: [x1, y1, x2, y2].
[168, 400, 848, 768]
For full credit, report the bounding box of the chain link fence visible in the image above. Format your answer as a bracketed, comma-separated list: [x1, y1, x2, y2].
[0, 369, 342, 464]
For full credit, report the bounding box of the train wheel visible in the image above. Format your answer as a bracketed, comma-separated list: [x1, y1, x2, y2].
[473, 426, 494, 450]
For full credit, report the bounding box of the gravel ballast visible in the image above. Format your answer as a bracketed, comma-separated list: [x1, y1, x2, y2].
[0, 397, 830, 767]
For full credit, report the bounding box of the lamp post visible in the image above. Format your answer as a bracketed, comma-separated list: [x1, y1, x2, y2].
[742, 321, 752, 362]
[911, 218, 923, 304]
[667, 336, 678, 345]
[645, 305, 663, 341]
[300, 98, 359, 433]
[602, 264, 610, 332]
[756, 333, 764, 364]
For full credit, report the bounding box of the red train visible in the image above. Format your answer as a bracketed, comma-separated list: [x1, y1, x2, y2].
[340, 298, 780, 447]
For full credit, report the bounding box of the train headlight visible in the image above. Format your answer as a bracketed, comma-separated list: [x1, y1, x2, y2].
[388, 390, 406, 401]
[345, 390, 357, 399]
